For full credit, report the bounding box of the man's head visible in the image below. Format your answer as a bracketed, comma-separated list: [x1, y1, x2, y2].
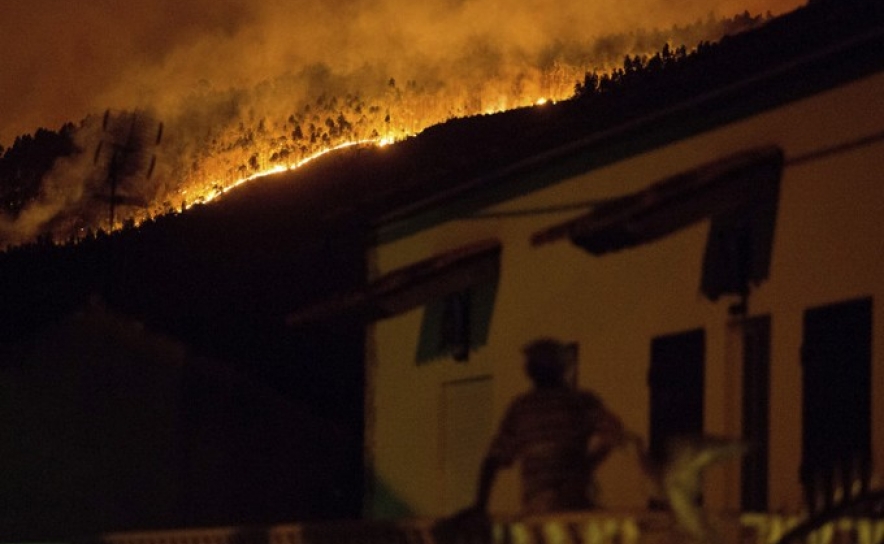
[523, 338, 568, 388]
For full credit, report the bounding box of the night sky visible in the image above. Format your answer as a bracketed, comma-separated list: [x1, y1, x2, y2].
[1, 0, 804, 148]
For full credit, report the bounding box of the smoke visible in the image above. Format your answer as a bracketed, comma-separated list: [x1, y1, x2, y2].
[0, 0, 806, 246]
[0, 116, 109, 246]
[0, 108, 174, 247]
[2, 0, 803, 147]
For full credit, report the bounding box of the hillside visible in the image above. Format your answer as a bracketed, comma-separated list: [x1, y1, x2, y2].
[209, 0, 884, 234]
[3, 0, 883, 414]
[0, 9, 779, 246]
[3, 0, 884, 423]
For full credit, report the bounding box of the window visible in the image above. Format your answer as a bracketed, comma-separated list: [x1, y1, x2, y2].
[441, 290, 472, 361]
[741, 315, 771, 512]
[801, 297, 872, 511]
[648, 329, 706, 465]
[416, 278, 498, 363]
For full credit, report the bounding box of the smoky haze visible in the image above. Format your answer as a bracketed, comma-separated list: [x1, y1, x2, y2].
[2, 0, 804, 148]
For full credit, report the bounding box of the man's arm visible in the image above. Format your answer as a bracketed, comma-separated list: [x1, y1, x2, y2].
[471, 402, 518, 513]
[474, 456, 503, 512]
[587, 407, 626, 468]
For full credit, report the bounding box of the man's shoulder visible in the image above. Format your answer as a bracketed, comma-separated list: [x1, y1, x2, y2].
[562, 389, 602, 412]
[511, 388, 602, 407]
[575, 389, 603, 403]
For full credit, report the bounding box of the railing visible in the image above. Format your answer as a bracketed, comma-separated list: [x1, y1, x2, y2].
[95, 509, 884, 544]
[761, 489, 884, 544]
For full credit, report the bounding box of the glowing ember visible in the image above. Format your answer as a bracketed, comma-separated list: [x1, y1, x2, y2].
[193, 139, 384, 207]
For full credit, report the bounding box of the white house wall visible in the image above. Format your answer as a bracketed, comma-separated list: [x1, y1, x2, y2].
[367, 69, 884, 519]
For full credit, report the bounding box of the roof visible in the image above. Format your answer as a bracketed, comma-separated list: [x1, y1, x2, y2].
[531, 146, 782, 251]
[532, 146, 784, 301]
[287, 238, 501, 326]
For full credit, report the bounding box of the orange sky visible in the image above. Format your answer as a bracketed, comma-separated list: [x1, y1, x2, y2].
[0, 0, 806, 147]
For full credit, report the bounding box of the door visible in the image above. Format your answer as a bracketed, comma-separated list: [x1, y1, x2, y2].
[441, 376, 493, 514]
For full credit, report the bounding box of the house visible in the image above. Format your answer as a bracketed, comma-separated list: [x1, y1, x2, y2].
[288, 0, 884, 522]
[0, 300, 357, 539]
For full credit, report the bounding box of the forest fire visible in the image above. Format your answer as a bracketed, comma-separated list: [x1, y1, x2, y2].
[193, 138, 389, 207]
[162, 78, 573, 216]
[0, 9, 782, 248]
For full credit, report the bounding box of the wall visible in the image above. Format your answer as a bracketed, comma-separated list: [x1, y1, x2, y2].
[366, 69, 884, 518]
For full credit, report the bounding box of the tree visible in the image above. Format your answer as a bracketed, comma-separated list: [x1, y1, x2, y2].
[0, 124, 77, 216]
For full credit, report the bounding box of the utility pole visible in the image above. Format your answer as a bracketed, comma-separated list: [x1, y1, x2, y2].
[92, 109, 163, 300]
[93, 109, 163, 229]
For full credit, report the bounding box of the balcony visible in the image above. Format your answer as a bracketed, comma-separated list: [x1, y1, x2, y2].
[96, 507, 884, 544]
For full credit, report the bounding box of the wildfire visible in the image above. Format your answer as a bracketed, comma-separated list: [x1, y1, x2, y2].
[192, 139, 384, 208]
[1, 11, 774, 248]
[175, 85, 567, 217]
[176, 92, 566, 212]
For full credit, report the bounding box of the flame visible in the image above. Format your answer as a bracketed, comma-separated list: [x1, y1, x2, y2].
[157, 91, 554, 225]
[192, 139, 383, 207]
[171, 91, 568, 215]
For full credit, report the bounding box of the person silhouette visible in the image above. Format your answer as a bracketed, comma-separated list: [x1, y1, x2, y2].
[469, 338, 625, 515]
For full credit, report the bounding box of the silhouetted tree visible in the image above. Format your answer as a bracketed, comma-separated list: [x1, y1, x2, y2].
[0, 124, 78, 217]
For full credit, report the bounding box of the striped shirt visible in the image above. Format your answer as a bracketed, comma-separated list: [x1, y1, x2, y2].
[488, 387, 621, 514]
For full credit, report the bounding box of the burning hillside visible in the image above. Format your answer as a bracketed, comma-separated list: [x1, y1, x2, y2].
[0, 11, 779, 248]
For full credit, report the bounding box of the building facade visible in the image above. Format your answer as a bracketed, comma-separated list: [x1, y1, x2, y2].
[349, 7, 884, 521]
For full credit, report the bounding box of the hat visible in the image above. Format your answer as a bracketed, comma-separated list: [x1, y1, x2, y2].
[523, 338, 565, 364]
[523, 338, 568, 386]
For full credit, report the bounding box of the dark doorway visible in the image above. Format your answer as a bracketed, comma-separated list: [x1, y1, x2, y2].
[741, 315, 771, 512]
[648, 329, 706, 465]
[801, 297, 872, 511]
